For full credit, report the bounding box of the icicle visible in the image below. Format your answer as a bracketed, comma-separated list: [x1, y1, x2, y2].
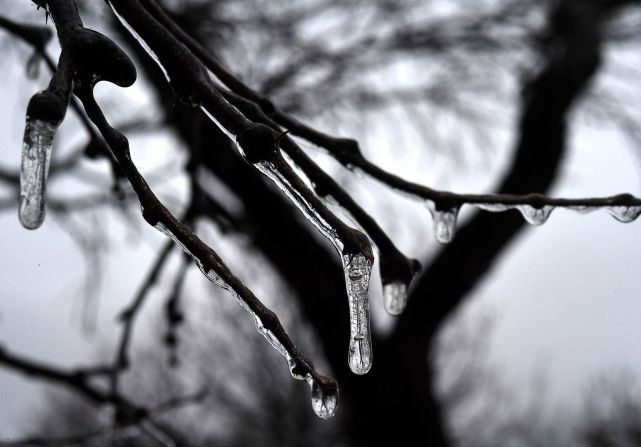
[606, 206, 641, 223]
[383, 281, 408, 316]
[307, 376, 339, 419]
[343, 253, 373, 375]
[517, 204, 553, 225]
[19, 119, 56, 229]
[427, 201, 460, 244]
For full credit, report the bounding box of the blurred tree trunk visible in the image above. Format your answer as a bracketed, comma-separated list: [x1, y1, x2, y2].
[122, 0, 611, 444]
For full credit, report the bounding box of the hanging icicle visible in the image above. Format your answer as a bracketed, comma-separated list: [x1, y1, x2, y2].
[427, 200, 460, 244]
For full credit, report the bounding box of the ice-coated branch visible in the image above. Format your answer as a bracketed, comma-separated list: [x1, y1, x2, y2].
[107, 0, 375, 376]
[0, 14, 120, 206]
[38, 0, 340, 418]
[135, 0, 641, 248]
[220, 88, 419, 315]
[106, 0, 372, 260]
[136, 0, 419, 309]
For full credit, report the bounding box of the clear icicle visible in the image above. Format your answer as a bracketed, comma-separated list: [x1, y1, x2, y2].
[383, 281, 408, 316]
[307, 376, 339, 419]
[343, 253, 373, 375]
[155, 222, 339, 418]
[517, 204, 554, 225]
[19, 119, 56, 229]
[606, 206, 641, 223]
[428, 202, 460, 244]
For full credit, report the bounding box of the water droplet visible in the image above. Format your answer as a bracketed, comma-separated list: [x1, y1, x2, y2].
[428, 202, 460, 244]
[308, 376, 339, 419]
[343, 253, 373, 375]
[607, 206, 641, 223]
[517, 204, 553, 225]
[383, 281, 408, 316]
[19, 119, 56, 229]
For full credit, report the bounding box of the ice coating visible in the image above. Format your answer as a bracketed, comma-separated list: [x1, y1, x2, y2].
[101, 3, 344, 417]
[308, 376, 339, 419]
[343, 253, 373, 375]
[607, 206, 641, 223]
[202, 110, 374, 375]
[383, 281, 408, 316]
[428, 202, 460, 244]
[19, 119, 56, 229]
[254, 160, 344, 252]
[155, 222, 339, 417]
[517, 204, 554, 225]
[107, 1, 170, 83]
[568, 205, 597, 214]
[477, 203, 511, 212]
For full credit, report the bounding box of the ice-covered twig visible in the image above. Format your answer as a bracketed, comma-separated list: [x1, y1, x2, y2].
[138, 0, 419, 308]
[107, 0, 375, 378]
[42, 0, 340, 418]
[220, 88, 419, 313]
[134, 0, 641, 247]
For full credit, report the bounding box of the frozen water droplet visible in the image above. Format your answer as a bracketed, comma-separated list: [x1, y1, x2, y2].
[383, 281, 408, 316]
[517, 204, 553, 225]
[343, 253, 373, 375]
[19, 119, 56, 229]
[607, 206, 641, 223]
[308, 376, 339, 419]
[288, 359, 307, 381]
[428, 202, 460, 244]
[477, 203, 511, 212]
[569, 205, 597, 215]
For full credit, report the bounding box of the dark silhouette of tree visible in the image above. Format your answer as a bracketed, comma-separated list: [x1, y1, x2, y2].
[1, 0, 641, 445]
